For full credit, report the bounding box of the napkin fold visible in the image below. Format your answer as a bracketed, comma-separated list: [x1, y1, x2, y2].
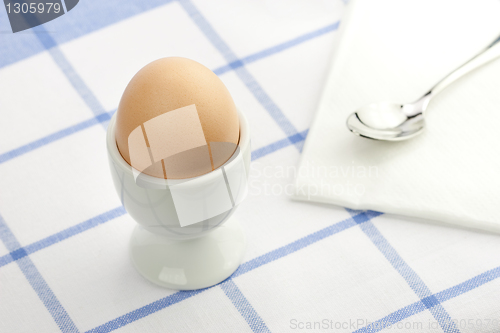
[294, 0, 500, 233]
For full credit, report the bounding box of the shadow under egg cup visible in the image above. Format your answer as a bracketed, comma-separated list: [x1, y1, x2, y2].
[106, 110, 250, 290]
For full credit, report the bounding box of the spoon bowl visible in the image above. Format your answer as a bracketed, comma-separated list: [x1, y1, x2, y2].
[346, 101, 426, 141]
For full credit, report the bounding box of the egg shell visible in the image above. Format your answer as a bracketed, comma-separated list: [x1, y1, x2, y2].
[115, 57, 239, 179]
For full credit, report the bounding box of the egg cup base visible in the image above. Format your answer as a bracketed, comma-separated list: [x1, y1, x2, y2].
[129, 215, 246, 290]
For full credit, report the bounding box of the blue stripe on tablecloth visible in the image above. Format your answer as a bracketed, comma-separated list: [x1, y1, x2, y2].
[220, 279, 271, 333]
[435, 266, 500, 303]
[355, 301, 428, 333]
[0, 111, 115, 165]
[178, 0, 303, 149]
[251, 129, 309, 161]
[213, 22, 339, 76]
[0, 0, 174, 69]
[86, 289, 206, 333]
[0, 214, 80, 333]
[354, 266, 500, 333]
[0, 207, 126, 268]
[233, 211, 376, 278]
[348, 209, 459, 333]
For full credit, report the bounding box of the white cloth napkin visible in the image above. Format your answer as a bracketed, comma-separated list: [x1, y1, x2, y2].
[294, 0, 500, 233]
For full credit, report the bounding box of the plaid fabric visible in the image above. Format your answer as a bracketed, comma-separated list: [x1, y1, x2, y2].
[1, 1, 499, 333]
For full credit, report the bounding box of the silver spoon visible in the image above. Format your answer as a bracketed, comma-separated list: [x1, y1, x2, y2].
[346, 34, 500, 141]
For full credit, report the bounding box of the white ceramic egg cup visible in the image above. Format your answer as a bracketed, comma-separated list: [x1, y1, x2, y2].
[106, 110, 250, 290]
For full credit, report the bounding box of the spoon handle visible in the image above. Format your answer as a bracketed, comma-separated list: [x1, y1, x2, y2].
[428, 34, 500, 98]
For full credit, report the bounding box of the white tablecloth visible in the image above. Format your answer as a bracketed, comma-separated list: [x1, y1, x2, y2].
[1, 1, 499, 332]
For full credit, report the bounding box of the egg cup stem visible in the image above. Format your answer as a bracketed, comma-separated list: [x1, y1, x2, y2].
[129, 217, 245, 289]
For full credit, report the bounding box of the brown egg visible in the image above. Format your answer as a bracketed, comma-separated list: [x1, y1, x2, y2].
[115, 57, 239, 179]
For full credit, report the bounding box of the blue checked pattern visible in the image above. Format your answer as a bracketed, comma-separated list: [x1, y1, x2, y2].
[1, 1, 499, 332]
